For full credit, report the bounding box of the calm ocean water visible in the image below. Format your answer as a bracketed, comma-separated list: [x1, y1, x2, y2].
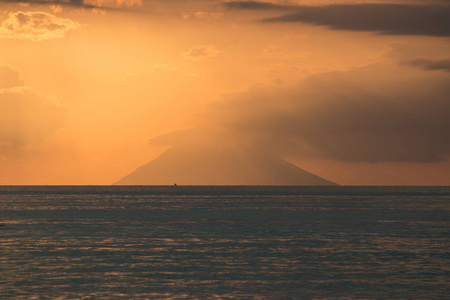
[1, 186, 449, 299]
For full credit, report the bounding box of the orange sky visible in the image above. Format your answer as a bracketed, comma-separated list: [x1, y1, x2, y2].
[0, 0, 449, 185]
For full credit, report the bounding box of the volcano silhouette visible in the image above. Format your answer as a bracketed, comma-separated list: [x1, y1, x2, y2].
[116, 145, 336, 185]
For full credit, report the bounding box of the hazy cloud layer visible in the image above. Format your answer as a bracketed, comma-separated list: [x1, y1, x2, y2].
[0, 11, 80, 41]
[406, 58, 450, 72]
[0, 87, 66, 148]
[0, 66, 23, 89]
[0, 67, 66, 149]
[226, 2, 450, 37]
[207, 64, 450, 163]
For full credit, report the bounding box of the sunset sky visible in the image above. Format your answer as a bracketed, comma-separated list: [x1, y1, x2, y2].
[0, 0, 449, 185]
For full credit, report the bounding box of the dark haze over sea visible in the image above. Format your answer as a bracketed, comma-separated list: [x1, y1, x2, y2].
[1, 186, 449, 299]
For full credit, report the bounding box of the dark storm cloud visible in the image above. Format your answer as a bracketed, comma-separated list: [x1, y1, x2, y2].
[211, 64, 450, 163]
[226, 2, 450, 37]
[406, 58, 450, 72]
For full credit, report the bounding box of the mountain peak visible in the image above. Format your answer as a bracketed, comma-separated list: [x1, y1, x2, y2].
[116, 145, 336, 186]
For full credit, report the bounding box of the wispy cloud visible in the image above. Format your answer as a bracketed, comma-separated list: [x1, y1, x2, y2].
[1, 0, 102, 9]
[0, 0, 142, 12]
[182, 45, 221, 61]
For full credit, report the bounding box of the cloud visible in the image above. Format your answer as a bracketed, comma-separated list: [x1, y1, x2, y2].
[208, 64, 450, 162]
[226, 2, 450, 37]
[0, 11, 80, 41]
[0, 87, 67, 148]
[0, 66, 67, 150]
[0, 66, 24, 89]
[0, 0, 143, 12]
[406, 58, 450, 72]
[182, 45, 221, 61]
[224, 1, 288, 10]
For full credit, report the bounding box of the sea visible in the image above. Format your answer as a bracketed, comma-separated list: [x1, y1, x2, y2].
[0, 186, 449, 299]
